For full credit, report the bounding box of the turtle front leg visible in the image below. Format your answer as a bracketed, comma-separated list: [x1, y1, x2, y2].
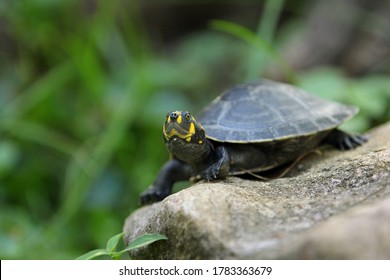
[140, 159, 192, 205]
[324, 129, 368, 150]
[201, 145, 230, 181]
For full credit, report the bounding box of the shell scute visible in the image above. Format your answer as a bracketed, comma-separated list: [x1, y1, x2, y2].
[197, 80, 357, 143]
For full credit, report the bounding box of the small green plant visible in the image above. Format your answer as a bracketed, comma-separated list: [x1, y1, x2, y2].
[76, 232, 167, 260]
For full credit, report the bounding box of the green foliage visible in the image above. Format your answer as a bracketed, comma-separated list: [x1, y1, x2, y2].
[210, 18, 297, 83]
[76, 232, 167, 260]
[246, 0, 285, 81]
[298, 68, 390, 132]
[0, 0, 174, 259]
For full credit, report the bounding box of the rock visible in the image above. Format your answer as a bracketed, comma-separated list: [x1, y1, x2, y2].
[123, 122, 390, 259]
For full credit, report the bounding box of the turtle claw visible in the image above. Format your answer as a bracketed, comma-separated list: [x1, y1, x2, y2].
[140, 185, 170, 205]
[201, 164, 220, 181]
[339, 134, 368, 150]
[324, 130, 368, 150]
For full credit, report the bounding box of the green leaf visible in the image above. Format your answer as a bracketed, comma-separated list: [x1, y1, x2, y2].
[299, 67, 348, 101]
[75, 249, 109, 260]
[106, 232, 124, 253]
[119, 233, 167, 254]
[210, 20, 275, 58]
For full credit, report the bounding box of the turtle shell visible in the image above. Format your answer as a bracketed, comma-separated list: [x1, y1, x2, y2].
[197, 80, 358, 143]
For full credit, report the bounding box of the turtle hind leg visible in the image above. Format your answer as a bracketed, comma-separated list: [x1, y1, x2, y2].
[323, 129, 368, 150]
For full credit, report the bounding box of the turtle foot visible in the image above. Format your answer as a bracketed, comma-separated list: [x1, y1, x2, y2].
[324, 129, 368, 150]
[140, 185, 170, 205]
[201, 164, 220, 181]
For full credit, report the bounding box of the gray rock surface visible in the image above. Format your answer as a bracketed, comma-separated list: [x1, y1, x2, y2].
[124, 122, 390, 259]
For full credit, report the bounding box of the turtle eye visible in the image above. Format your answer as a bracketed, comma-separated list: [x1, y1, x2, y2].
[185, 113, 191, 121]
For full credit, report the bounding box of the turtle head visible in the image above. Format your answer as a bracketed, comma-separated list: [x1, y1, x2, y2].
[163, 111, 206, 145]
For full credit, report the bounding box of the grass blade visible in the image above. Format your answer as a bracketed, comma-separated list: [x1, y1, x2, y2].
[119, 233, 167, 254]
[247, 0, 285, 80]
[0, 61, 74, 120]
[106, 232, 124, 253]
[76, 249, 108, 260]
[210, 19, 298, 83]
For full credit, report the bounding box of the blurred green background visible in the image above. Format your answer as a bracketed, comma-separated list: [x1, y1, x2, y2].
[0, 0, 389, 259]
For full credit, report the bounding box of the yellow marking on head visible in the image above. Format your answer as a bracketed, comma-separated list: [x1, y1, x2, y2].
[164, 127, 190, 139]
[198, 140, 203, 144]
[189, 122, 195, 135]
[162, 112, 199, 142]
[164, 126, 195, 141]
[162, 124, 169, 140]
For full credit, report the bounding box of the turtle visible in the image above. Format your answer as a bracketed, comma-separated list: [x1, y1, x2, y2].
[140, 80, 367, 205]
